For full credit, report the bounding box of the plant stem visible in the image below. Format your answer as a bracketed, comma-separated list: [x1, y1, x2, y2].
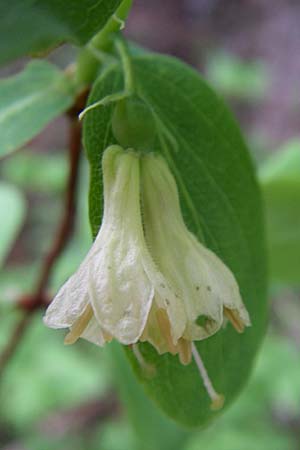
[115, 37, 135, 95]
[78, 37, 135, 120]
[76, 0, 133, 85]
[92, 0, 133, 52]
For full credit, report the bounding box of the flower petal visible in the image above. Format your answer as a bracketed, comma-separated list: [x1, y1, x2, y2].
[88, 150, 154, 344]
[43, 145, 124, 331]
[43, 261, 91, 329]
[80, 315, 107, 346]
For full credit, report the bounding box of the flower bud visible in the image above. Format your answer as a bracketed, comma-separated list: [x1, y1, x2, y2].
[112, 95, 156, 150]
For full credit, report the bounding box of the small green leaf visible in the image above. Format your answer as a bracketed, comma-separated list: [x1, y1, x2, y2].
[0, 0, 122, 65]
[259, 140, 300, 285]
[0, 61, 75, 158]
[83, 53, 267, 426]
[0, 182, 26, 266]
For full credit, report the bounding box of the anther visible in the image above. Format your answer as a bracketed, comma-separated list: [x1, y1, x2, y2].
[156, 309, 178, 355]
[224, 307, 245, 333]
[64, 304, 94, 345]
[178, 338, 192, 365]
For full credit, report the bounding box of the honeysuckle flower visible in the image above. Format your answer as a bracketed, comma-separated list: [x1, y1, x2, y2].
[45, 145, 154, 346]
[139, 154, 251, 365]
[44, 145, 181, 348]
[44, 145, 250, 410]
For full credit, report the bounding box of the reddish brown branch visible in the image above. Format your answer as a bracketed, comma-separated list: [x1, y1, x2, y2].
[0, 91, 89, 377]
[35, 118, 82, 297]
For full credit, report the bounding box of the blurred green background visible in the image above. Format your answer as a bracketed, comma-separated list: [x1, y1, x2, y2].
[1, 1, 300, 449]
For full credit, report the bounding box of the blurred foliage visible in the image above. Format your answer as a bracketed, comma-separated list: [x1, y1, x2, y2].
[0, 314, 110, 429]
[260, 139, 300, 286]
[206, 51, 268, 100]
[0, 182, 26, 267]
[1, 149, 68, 194]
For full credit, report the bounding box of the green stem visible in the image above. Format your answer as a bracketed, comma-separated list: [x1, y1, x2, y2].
[115, 37, 135, 95]
[76, 0, 133, 86]
[79, 36, 135, 120]
[92, 0, 133, 53]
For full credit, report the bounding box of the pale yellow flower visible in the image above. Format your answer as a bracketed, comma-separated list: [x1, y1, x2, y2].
[44, 146, 250, 410]
[44, 146, 178, 346]
[139, 154, 250, 365]
[45, 146, 153, 345]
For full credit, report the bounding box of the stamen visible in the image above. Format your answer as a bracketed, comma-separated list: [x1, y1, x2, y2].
[132, 344, 156, 377]
[156, 309, 178, 355]
[191, 343, 224, 411]
[64, 304, 94, 345]
[224, 307, 245, 333]
[178, 338, 192, 365]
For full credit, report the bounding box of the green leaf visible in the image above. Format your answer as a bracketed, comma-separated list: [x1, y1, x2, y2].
[0, 61, 75, 158]
[259, 139, 300, 285]
[0, 182, 26, 266]
[0, 0, 122, 66]
[83, 53, 267, 426]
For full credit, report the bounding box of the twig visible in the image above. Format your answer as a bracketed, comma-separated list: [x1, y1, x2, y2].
[0, 90, 88, 377]
[35, 117, 82, 297]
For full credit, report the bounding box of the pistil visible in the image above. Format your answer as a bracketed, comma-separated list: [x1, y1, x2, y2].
[191, 343, 224, 410]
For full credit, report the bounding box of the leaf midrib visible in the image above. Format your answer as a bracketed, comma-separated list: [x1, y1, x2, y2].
[0, 77, 65, 126]
[135, 60, 252, 273]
